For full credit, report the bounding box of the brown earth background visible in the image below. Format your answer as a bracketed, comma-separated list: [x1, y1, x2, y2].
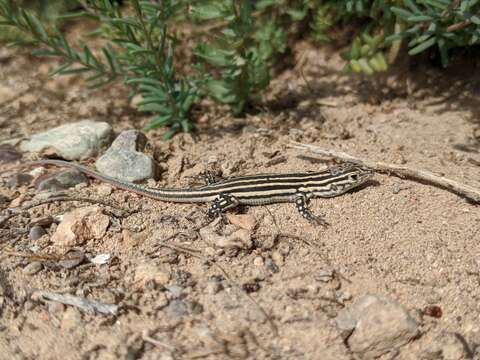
[1, 28, 480, 360]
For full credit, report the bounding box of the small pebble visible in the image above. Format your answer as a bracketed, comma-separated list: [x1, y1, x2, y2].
[30, 216, 53, 227]
[23, 262, 43, 275]
[278, 243, 291, 256]
[96, 184, 113, 196]
[316, 269, 335, 282]
[336, 291, 352, 304]
[48, 302, 65, 314]
[204, 247, 216, 257]
[36, 169, 88, 191]
[165, 285, 184, 299]
[59, 250, 85, 269]
[253, 256, 264, 267]
[29, 225, 47, 241]
[271, 251, 284, 266]
[7, 173, 33, 188]
[205, 280, 223, 295]
[61, 307, 82, 331]
[0, 144, 22, 163]
[265, 258, 279, 273]
[154, 293, 169, 309]
[165, 300, 188, 319]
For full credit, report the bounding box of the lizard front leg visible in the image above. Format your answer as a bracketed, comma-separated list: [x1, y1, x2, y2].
[208, 193, 240, 218]
[203, 170, 220, 185]
[294, 193, 329, 226]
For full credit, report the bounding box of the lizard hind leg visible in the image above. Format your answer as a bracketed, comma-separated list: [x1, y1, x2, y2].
[294, 193, 329, 227]
[208, 193, 239, 218]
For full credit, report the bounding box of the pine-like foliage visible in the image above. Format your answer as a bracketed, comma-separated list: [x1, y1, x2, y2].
[1, 0, 479, 135]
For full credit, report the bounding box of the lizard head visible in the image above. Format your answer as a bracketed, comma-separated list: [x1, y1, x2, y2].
[314, 163, 374, 198]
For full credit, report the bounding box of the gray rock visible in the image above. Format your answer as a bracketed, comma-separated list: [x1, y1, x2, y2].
[23, 262, 43, 275]
[108, 129, 148, 151]
[7, 173, 33, 188]
[95, 130, 157, 182]
[36, 169, 88, 191]
[29, 225, 47, 240]
[205, 279, 223, 295]
[21, 120, 113, 160]
[164, 299, 203, 319]
[335, 294, 419, 359]
[165, 300, 188, 319]
[165, 285, 184, 299]
[0, 144, 22, 163]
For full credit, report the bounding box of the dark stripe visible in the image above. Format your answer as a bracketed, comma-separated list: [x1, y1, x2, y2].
[144, 173, 354, 199]
[235, 192, 296, 200]
[202, 172, 335, 189]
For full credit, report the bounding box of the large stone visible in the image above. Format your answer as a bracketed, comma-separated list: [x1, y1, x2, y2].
[21, 120, 113, 160]
[335, 294, 419, 359]
[95, 130, 157, 182]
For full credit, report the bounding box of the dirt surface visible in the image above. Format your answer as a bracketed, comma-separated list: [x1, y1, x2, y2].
[1, 39, 480, 360]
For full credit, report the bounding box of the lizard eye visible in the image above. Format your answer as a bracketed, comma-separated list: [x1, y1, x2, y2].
[350, 174, 359, 181]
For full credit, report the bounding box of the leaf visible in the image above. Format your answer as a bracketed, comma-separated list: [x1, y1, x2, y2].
[139, 102, 170, 113]
[407, 15, 434, 22]
[195, 43, 234, 67]
[58, 67, 92, 75]
[22, 10, 48, 40]
[286, 8, 308, 21]
[403, 0, 421, 14]
[32, 48, 60, 57]
[190, 1, 231, 21]
[56, 10, 97, 21]
[143, 114, 172, 130]
[408, 36, 437, 55]
[48, 62, 72, 77]
[390, 7, 414, 19]
[357, 58, 374, 75]
[471, 15, 480, 25]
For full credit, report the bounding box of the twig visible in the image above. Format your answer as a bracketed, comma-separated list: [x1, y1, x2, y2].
[141, 331, 177, 351]
[289, 141, 480, 204]
[32, 290, 118, 315]
[446, 20, 471, 32]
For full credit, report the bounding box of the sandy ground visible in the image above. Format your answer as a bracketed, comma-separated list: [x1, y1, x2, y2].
[1, 38, 480, 360]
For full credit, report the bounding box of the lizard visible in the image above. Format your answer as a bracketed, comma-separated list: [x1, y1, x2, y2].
[28, 159, 373, 225]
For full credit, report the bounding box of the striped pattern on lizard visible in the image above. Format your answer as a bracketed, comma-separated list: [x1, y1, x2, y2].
[29, 159, 373, 225]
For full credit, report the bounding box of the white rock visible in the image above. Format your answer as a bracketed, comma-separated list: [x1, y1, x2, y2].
[335, 294, 419, 359]
[21, 120, 113, 160]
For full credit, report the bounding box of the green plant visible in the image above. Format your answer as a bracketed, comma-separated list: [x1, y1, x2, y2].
[0, 0, 78, 42]
[0, 0, 195, 137]
[191, 0, 287, 115]
[310, 0, 480, 74]
[1, 0, 479, 136]
[0, 0, 289, 135]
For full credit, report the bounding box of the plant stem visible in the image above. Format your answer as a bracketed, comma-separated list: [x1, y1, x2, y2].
[131, 0, 180, 121]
